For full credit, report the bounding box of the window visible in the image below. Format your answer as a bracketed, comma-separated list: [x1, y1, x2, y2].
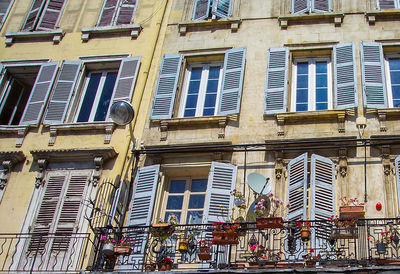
[97, 0, 137, 27]
[43, 57, 140, 124]
[192, 0, 232, 21]
[386, 56, 400, 108]
[0, 62, 58, 126]
[0, 0, 14, 30]
[291, 57, 332, 112]
[179, 64, 222, 117]
[150, 48, 246, 120]
[377, 0, 400, 9]
[291, 0, 331, 14]
[21, 0, 66, 31]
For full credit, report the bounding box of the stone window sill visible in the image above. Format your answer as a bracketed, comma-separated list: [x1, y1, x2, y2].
[81, 24, 141, 42]
[177, 18, 240, 36]
[46, 122, 116, 146]
[269, 110, 347, 136]
[0, 125, 32, 147]
[5, 30, 64, 46]
[278, 13, 344, 29]
[151, 115, 233, 141]
[365, 10, 400, 25]
[366, 108, 400, 132]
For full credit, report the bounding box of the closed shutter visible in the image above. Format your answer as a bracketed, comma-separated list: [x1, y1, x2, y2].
[192, 0, 211, 20]
[97, 0, 118, 26]
[204, 162, 237, 224]
[0, 0, 13, 29]
[378, 0, 397, 9]
[116, 0, 136, 25]
[150, 54, 183, 119]
[264, 48, 289, 114]
[20, 62, 59, 125]
[212, 0, 232, 18]
[37, 0, 65, 30]
[333, 43, 358, 109]
[43, 61, 82, 124]
[21, 0, 46, 30]
[395, 156, 400, 215]
[361, 42, 387, 108]
[312, 0, 331, 12]
[292, 0, 309, 14]
[286, 153, 308, 222]
[217, 48, 246, 115]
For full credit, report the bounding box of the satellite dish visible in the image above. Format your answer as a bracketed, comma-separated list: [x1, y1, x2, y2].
[247, 172, 271, 195]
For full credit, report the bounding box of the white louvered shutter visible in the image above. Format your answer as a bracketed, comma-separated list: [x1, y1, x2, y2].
[378, 0, 397, 9]
[264, 48, 289, 114]
[333, 43, 358, 109]
[21, 0, 46, 30]
[395, 156, 400, 215]
[43, 61, 82, 124]
[98, 0, 118, 26]
[361, 42, 387, 108]
[116, 0, 136, 25]
[212, 0, 232, 18]
[217, 48, 246, 115]
[286, 153, 308, 222]
[37, 0, 65, 30]
[204, 162, 237, 224]
[0, 0, 13, 28]
[312, 0, 331, 12]
[192, 0, 211, 20]
[110, 57, 140, 103]
[292, 0, 309, 14]
[150, 54, 183, 119]
[20, 62, 59, 125]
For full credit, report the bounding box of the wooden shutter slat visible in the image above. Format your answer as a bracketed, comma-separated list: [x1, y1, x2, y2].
[211, 0, 231, 18]
[312, 0, 331, 12]
[378, 0, 396, 9]
[217, 48, 246, 115]
[292, 0, 309, 14]
[21, 0, 45, 30]
[287, 153, 308, 221]
[116, 0, 136, 25]
[98, 0, 118, 26]
[192, 0, 210, 20]
[37, 0, 65, 30]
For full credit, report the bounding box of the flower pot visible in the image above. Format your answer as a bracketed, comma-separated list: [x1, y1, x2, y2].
[330, 227, 358, 239]
[178, 240, 189, 253]
[114, 246, 132, 256]
[198, 253, 211, 261]
[339, 206, 365, 218]
[212, 231, 239, 245]
[234, 198, 245, 207]
[157, 263, 172, 271]
[150, 223, 175, 238]
[144, 262, 156, 271]
[256, 217, 283, 229]
[300, 227, 311, 241]
[305, 260, 317, 266]
[102, 242, 114, 256]
[258, 259, 267, 267]
[376, 242, 387, 254]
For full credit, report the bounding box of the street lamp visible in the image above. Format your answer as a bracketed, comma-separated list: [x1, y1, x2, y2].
[109, 100, 135, 125]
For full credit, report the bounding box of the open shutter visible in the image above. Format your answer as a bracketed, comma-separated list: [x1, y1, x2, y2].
[333, 43, 358, 109]
[212, 0, 232, 18]
[361, 42, 387, 108]
[98, 0, 118, 26]
[0, 0, 13, 29]
[20, 62, 59, 125]
[116, 0, 136, 25]
[395, 157, 400, 215]
[286, 153, 307, 222]
[192, 0, 211, 20]
[22, 0, 46, 30]
[108, 57, 140, 109]
[204, 162, 237, 224]
[37, 0, 65, 30]
[150, 54, 182, 119]
[292, 0, 309, 14]
[43, 61, 82, 124]
[264, 48, 289, 114]
[312, 0, 331, 12]
[217, 48, 246, 115]
[53, 172, 89, 251]
[378, 0, 397, 9]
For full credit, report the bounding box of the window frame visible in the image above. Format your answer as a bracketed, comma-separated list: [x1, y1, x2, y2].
[384, 53, 400, 108]
[291, 56, 333, 112]
[0, 0, 14, 30]
[178, 62, 223, 118]
[21, 0, 67, 31]
[97, 0, 137, 27]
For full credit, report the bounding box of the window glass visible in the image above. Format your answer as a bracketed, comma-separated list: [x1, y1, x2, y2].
[315, 61, 328, 110]
[389, 58, 400, 108]
[170, 180, 186, 193]
[296, 62, 309, 111]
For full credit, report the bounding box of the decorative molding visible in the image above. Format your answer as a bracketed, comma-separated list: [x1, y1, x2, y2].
[49, 127, 57, 146]
[81, 24, 141, 42]
[0, 161, 12, 190]
[278, 13, 344, 29]
[218, 119, 227, 138]
[338, 148, 347, 177]
[16, 127, 28, 147]
[177, 19, 241, 36]
[91, 156, 104, 187]
[381, 145, 391, 177]
[378, 111, 387, 132]
[337, 112, 346, 133]
[160, 120, 168, 141]
[0, 126, 30, 147]
[365, 10, 400, 25]
[104, 124, 115, 144]
[30, 147, 117, 163]
[0, 151, 25, 193]
[35, 159, 48, 188]
[274, 151, 284, 180]
[277, 116, 285, 136]
[5, 30, 64, 46]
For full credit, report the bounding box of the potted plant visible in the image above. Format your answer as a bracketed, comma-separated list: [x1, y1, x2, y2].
[150, 214, 178, 239]
[231, 188, 245, 207]
[254, 192, 290, 229]
[157, 256, 173, 271]
[369, 231, 392, 255]
[198, 240, 211, 261]
[328, 214, 359, 239]
[296, 221, 311, 241]
[212, 222, 239, 245]
[302, 249, 320, 267]
[114, 237, 134, 256]
[100, 235, 115, 256]
[178, 238, 189, 253]
[338, 196, 365, 218]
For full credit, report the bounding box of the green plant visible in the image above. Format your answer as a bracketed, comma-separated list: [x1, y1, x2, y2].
[339, 196, 364, 206]
[328, 215, 359, 228]
[254, 192, 290, 217]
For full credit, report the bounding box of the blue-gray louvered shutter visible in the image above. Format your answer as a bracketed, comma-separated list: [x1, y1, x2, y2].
[378, 0, 397, 9]
[109, 57, 140, 107]
[287, 153, 307, 222]
[361, 42, 387, 108]
[21, 0, 46, 30]
[116, 0, 136, 25]
[150, 54, 183, 119]
[37, 0, 66, 30]
[212, 0, 232, 18]
[312, 0, 331, 12]
[333, 43, 358, 109]
[43, 61, 82, 124]
[292, 0, 309, 14]
[98, 0, 118, 26]
[0, 0, 13, 29]
[396, 156, 400, 215]
[264, 48, 289, 114]
[217, 48, 246, 115]
[204, 162, 237, 224]
[192, 0, 211, 20]
[20, 62, 59, 125]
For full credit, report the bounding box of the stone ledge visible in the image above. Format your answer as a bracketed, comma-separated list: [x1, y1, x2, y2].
[0, 125, 30, 147]
[81, 24, 141, 42]
[278, 13, 344, 29]
[177, 18, 241, 35]
[366, 10, 400, 25]
[5, 30, 64, 46]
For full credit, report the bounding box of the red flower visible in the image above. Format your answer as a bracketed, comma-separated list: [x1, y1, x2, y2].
[386, 231, 391, 234]
[296, 222, 302, 227]
[310, 249, 314, 253]
[165, 257, 172, 263]
[212, 240, 216, 245]
[381, 232, 385, 236]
